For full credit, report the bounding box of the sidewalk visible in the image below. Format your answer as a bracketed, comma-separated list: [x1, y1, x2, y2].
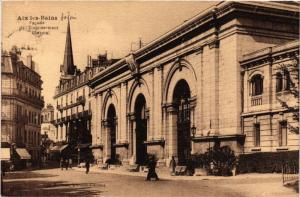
[73, 164, 284, 181]
[73, 165, 298, 197]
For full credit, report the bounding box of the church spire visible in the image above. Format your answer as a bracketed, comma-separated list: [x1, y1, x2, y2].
[62, 16, 75, 76]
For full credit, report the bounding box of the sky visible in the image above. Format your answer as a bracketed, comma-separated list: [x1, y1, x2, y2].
[2, 1, 217, 106]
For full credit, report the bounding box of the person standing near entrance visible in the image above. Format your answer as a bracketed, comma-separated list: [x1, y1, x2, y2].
[69, 158, 72, 169]
[169, 156, 176, 176]
[85, 159, 90, 174]
[60, 158, 64, 170]
[64, 158, 69, 170]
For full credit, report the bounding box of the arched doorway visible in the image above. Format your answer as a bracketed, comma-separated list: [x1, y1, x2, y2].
[173, 79, 191, 165]
[134, 94, 147, 165]
[107, 104, 117, 162]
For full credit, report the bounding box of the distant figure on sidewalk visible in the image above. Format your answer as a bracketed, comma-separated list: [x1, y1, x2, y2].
[1, 162, 5, 193]
[65, 159, 69, 170]
[85, 160, 90, 174]
[146, 155, 159, 181]
[60, 158, 64, 170]
[169, 156, 176, 176]
[69, 158, 72, 169]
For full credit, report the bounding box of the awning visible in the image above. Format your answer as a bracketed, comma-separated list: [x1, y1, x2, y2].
[50, 145, 59, 151]
[59, 145, 68, 151]
[16, 148, 31, 160]
[49, 144, 68, 152]
[1, 148, 11, 160]
[89, 144, 103, 149]
[76, 143, 91, 149]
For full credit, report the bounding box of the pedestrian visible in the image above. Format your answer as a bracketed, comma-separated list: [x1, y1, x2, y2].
[85, 159, 90, 174]
[1, 162, 5, 194]
[65, 158, 69, 170]
[169, 156, 176, 176]
[60, 158, 64, 170]
[146, 155, 159, 181]
[69, 158, 72, 169]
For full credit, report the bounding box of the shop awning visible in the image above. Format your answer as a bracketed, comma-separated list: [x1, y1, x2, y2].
[50, 144, 68, 152]
[76, 143, 91, 149]
[15, 148, 31, 160]
[89, 143, 103, 149]
[1, 148, 11, 161]
[59, 145, 68, 151]
[50, 145, 60, 152]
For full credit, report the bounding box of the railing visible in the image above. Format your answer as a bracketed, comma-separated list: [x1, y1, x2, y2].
[251, 96, 262, 106]
[2, 88, 44, 107]
[282, 161, 298, 185]
[53, 109, 91, 124]
[57, 97, 86, 111]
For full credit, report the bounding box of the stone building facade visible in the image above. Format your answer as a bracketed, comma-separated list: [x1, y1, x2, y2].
[41, 104, 57, 142]
[1, 47, 44, 163]
[52, 19, 120, 160]
[241, 40, 299, 153]
[88, 1, 299, 166]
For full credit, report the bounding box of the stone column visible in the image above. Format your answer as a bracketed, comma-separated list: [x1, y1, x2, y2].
[128, 113, 136, 164]
[60, 124, 63, 141]
[120, 82, 127, 141]
[208, 39, 220, 135]
[153, 65, 163, 139]
[166, 103, 177, 163]
[102, 119, 110, 162]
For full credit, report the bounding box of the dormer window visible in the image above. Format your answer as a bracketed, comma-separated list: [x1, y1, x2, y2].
[251, 74, 263, 96]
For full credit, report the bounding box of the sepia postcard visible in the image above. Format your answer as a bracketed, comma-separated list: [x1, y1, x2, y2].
[1, 1, 299, 196]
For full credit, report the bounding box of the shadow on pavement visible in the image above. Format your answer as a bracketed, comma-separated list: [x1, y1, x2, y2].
[2, 180, 104, 196]
[285, 180, 299, 193]
[3, 171, 58, 180]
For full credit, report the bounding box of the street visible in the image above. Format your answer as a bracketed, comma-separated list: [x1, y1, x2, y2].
[2, 168, 297, 197]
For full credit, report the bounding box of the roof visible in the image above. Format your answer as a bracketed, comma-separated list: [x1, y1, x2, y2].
[62, 18, 75, 76]
[89, 1, 299, 88]
[240, 39, 300, 66]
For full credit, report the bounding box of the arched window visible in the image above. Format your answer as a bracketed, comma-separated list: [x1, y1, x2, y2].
[251, 74, 263, 96]
[276, 73, 283, 92]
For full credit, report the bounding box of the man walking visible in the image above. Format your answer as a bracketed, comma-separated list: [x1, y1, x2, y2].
[85, 159, 90, 174]
[69, 158, 72, 169]
[146, 155, 159, 181]
[60, 158, 64, 170]
[65, 158, 69, 170]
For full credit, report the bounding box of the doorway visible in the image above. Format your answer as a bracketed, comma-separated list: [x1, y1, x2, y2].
[173, 79, 191, 165]
[134, 94, 147, 165]
[107, 104, 117, 162]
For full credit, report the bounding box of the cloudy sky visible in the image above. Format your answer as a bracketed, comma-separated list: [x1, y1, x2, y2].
[3, 1, 216, 105]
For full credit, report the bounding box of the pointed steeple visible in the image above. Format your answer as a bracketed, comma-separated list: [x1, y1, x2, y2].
[62, 17, 75, 75]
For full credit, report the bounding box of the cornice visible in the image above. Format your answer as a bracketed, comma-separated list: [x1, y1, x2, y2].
[88, 1, 299, 89]
[241, 40, 299, 68]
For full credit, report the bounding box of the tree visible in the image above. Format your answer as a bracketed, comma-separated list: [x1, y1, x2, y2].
[275, 55, 299, 134]
[203, 145, 236, 176]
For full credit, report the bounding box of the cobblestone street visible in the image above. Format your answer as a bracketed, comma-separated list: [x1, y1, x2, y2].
[2, 168, 297, 197]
